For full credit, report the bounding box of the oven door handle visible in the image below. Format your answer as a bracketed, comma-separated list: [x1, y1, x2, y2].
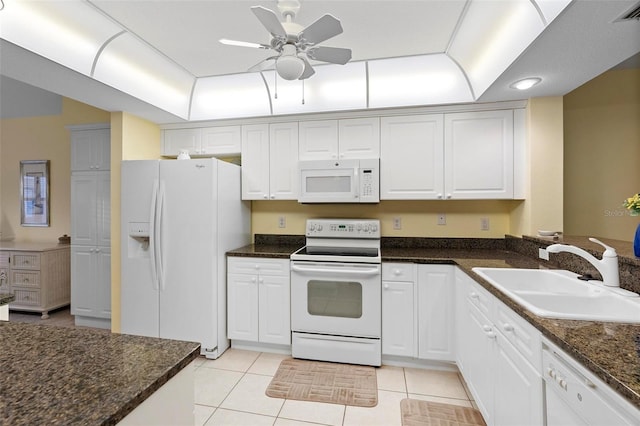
[291, 264, 380, 277]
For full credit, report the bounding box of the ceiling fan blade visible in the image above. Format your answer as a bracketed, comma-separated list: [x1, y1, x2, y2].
[299, 57, 315, 80]
[248, 57, 277, 73]
[307, 46, 352, 65]
[251, 6, 287, 39]
[299, 14, 343, 45]
[219, 39, 270, 50]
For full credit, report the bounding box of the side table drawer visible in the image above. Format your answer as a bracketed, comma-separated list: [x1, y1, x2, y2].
[12, 288, 41, 306]
[0, 268, 9, 292]
[12, 253, 41, 270]
[11, 271, 41, 288]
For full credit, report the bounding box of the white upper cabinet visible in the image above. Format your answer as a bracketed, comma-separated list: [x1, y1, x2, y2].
[381, 110, 519, 200]
[380, 115, 444, 199]
[162, 126, 241, 157]
[241, 122, 299, 200]
[299, 117, 379, 160]
[71, 128, 110, 171]
[444, 110, 514, 199]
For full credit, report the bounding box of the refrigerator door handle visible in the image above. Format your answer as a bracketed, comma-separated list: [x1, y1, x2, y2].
[149, 179, 159, 291]
[157, 180, 166, 291]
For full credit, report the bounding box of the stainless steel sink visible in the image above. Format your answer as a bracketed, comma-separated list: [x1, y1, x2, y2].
[471, 268, 640, 323]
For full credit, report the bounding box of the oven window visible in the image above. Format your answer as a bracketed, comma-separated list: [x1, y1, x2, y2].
[307, 280, 362, 318]
[306, 176, 351, 193]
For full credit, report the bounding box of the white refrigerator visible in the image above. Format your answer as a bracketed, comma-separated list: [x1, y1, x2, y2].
[120, 158, 250, 359]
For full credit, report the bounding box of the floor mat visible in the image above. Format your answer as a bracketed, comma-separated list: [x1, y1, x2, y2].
[265, 358, 378, 407]
[400, 399, 486, 426]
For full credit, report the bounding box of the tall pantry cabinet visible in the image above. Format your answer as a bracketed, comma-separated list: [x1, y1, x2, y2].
[69, 124, 111, 329]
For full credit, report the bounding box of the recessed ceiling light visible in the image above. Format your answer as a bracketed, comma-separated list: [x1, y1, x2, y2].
[510, 77, 542, 90]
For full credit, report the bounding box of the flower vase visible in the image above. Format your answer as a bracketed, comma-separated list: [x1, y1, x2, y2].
[635, 223, 640, 258]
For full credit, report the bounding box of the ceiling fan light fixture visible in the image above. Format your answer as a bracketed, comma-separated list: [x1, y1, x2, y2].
[510, 77, 542, 90]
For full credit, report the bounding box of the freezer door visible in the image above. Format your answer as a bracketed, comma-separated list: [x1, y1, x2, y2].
[120, 160, 160, 337]
[158, 159, 218, 349]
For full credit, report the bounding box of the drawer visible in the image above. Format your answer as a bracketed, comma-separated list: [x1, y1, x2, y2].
[12, 288, 41, 306]
[11, 253, 40, 270]
[466, 278, 494, 319]
[382, 263, 416, 282]
[228, 257, 289, 276]
[494, 299, 542, 369]
[11, 270, 41, 288]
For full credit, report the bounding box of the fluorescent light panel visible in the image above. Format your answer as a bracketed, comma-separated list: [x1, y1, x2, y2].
[0, 0, 123, 76]
[93, 33, 194, 118]
[266, 62, 367, 116]
[368, 54, 473, 108]
[190, 73, 271, 120]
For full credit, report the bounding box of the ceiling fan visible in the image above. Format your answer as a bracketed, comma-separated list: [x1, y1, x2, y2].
[219, 0, 352, 81]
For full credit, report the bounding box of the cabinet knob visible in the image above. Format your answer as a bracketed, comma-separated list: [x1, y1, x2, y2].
[503, 323, 514, 332]
[446, 194, 452, 199]
[259, 278, 264, 284]
[437, 193, 443, 199]
[263, 194, 268, 199]
[251, 277, 256, 283]
[383, 283, 389, 290]
[96, 248, 101, 253]
[270, 194, 275, 199]
[393, 269, 401, 275]
[469, 292, 479, 299]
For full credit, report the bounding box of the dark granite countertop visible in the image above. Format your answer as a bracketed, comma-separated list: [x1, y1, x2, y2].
[227, 236, 640, 409]
[0, 322, 200, 425]
[0, 293, 15, 305]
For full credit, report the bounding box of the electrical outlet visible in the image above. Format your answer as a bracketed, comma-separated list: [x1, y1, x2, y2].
[480, 217, 490, 231]
[278, 216, 286, 228]
[539, 248, 549, 260]
[437, 213, 446, 225]
[393, 217, 402, 230]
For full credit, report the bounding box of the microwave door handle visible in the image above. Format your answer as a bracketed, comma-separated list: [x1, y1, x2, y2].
[354, 167, 360, 200]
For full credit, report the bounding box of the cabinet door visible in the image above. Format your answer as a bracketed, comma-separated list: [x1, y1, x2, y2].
[96, 172, 111, 247]
[417, 265, 455, 361]
[71, 128, 110, 171]
[71, 173, 98, 245]
[95, 247, 111, 319]
[71, 246, 97, 317]
[241, 124, 270, 200]
[494, 333, 544, 426]
[258, 275, 291, 345]
[380, 115, 444, 199]
[382, 280, 415, 357]
[338, 117, 380, 159]
[269, 122, 299, 200]
[463, 301, 495, 425]
[162, 128, 201, 156]
[299, 120, 339, 160]
[227, 273, 259, 341]
[444, 110, 514, 199]
[201, 126, 241, 155]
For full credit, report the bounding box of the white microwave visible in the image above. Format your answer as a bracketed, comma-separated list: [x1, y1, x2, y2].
[298, 159, 379, 203]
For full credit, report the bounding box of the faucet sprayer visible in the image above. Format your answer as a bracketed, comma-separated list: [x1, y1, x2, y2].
[546, 238, 620, 287]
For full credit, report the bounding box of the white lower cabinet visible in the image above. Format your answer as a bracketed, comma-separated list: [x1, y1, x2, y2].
[417, 265, 455, 361]
[382, 263, 416, 357]
[456, 269, 543, 426]
[227, 258, 290, 345]
[382, 263, 455, 361]
[71, 246, 111, 327]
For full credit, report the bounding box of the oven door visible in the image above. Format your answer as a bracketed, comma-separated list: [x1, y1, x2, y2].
[290, 261, 381, 338]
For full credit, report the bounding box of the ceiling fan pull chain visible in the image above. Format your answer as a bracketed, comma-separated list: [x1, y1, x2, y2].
[274, 72, 278, 99]
[301, 79, 305, 105]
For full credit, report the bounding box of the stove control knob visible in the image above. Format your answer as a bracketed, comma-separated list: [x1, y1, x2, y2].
[309, 224, 316, 232]
[356, 224, 362, 231]
[371, 224, 378, 232]
[317, 225, 323, 231]
[364, 224, 370, 232]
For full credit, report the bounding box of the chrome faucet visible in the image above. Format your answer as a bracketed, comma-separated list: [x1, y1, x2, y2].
[546, 238, 620, 287]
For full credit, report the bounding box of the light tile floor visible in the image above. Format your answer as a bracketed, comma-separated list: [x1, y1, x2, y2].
[194, 348, 476, 426]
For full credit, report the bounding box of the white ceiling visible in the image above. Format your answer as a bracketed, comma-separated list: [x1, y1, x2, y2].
[1, 0, 639, 124]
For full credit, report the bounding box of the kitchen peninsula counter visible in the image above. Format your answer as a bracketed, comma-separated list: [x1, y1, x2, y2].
[0, 322, 200, 425]
[227, 234, 640, 410]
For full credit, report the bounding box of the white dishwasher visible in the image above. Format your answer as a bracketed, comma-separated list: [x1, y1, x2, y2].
[542, 338, 640, 425]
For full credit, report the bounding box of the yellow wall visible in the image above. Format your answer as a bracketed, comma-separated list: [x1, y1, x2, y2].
[110, 112, 161, 333]
[510, 97, 564, 236]
[0, 98, 109, 242]
[252, 200, 519, 239]
[564, 68, 640, 241]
